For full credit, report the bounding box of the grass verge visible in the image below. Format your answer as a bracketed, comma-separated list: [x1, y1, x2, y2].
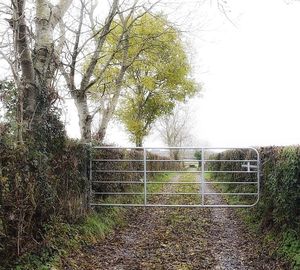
[205, 173, 299, 269]
[6, 173, 174, 270]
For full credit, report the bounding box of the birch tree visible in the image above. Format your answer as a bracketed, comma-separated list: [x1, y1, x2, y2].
[0, 0, 157, 143]
[58, 0, 160, 142]
[0, 0, 73, 143]
[59, 0, 120, 142]
[81, 3, 159, 143]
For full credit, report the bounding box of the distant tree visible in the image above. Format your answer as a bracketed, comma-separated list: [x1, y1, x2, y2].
[194, 150, 202, 168]
[194, 151, 202, 160]
[116, 14, 198, 147]
[156, 104, 194, 159]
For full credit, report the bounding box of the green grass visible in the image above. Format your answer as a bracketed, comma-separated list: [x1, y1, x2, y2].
[80, 207, 125, 242]
[8, 173, 174, 270]
[205, 172, 257, 206]
[205, 172, 299, 269]
[169, 172, 201, 205]
[148, 172, 177, 193]
[95, 172, 175, 205]
[166, 173, 199, 223]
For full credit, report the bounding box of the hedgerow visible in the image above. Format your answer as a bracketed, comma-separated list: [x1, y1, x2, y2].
[0, 138, 88, 267]
[208, 146, 300, 267]
[0, 137, 179, 269]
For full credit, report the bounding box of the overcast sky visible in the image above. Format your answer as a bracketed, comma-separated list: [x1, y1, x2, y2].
[99, 0, 300, 147]
[191, 0, 300, 147]
[3, 0, 300, 148]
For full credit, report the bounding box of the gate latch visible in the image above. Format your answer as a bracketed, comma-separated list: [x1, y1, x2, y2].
[242, 161, 258, 172]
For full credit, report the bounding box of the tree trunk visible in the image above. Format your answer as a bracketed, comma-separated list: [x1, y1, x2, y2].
[96, 109, 110, 143]
[135, 136, 143, 147]
[96, 66, 126, 143]
[12, 0, 72, 136]
[13, 0, 36, 128]
[97, 90, 121, 143]
[74, 95, 92, 142]
[34, 0, 73, 103]
[168, 148, 180, 160]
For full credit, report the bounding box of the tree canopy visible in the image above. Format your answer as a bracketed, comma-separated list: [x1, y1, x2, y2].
[114, 14, 198, 146]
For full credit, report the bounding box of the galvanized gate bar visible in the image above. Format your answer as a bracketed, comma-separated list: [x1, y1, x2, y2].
[89, 146, 260, 208]
[143, 148, 147, 206]
[201, 148, 205, 205]
[92, 159, 257, 162]
[92, 170, 257, 173]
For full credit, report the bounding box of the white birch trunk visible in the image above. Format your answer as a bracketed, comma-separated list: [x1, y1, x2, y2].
[74, 95, 92, 142]
[12, 0, 72, 134]
[96, 66, 126, 143]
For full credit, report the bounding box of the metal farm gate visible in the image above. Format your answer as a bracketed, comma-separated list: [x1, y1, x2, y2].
[89, 147, 260, 208]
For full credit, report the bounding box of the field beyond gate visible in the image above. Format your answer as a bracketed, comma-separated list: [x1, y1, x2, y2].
[89, 147, 260, 207]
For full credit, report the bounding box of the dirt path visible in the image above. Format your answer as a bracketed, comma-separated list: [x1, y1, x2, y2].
[203, 181, 287, 270]
[63, 173, 288, 270]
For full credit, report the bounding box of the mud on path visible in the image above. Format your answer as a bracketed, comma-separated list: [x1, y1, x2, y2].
[203, 182, 288, 270]
[63, 174, 288, 270]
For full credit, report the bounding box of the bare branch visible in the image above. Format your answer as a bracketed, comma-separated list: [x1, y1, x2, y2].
[79, 0, 119, 94]
[51, 0, 73, 28]
[69, 0, 85, 93]
[0, 50, 20, 87]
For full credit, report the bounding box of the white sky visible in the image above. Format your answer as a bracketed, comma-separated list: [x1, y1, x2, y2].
[2, 0, 300, 148]
[188, 0, 300, 147]
[100, 0, 300, 147]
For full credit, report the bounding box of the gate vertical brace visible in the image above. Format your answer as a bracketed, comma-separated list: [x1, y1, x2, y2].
[201, 148, 205, 205]
[143, 148, 147, 206]
[88, 142, 93, 210]
[256, 151, 260, 204]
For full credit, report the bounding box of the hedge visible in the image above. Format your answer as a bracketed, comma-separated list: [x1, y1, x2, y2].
[0, 143, 179, 262]
[208, 146, 300, 230]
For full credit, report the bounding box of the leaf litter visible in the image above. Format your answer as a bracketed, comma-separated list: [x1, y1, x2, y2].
[63, 174, 288, 270]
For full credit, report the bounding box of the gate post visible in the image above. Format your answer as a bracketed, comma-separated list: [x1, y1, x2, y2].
[201, 148, 205, 205]
[85, 142, 93, 211]
[143, 148, 147, 206]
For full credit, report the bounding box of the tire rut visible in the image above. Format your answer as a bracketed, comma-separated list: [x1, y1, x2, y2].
[63, 174, 213, 270]
[203, 178, 288, 270]
[63, 173, 288, 270]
